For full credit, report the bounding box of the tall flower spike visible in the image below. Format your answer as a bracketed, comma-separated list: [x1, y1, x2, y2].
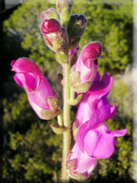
[70, 41, 102, 93]
[11, 58, 60, 120]
[41, 19, 66, 52]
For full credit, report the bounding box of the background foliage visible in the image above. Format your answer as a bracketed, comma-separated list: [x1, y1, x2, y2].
[2, 0, 133, 182]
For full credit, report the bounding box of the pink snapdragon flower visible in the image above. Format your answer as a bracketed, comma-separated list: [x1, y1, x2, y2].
[11, 58, 60, 120]
[70, 42, 102, 93]
[66, 122, 127, 180]
[77, 122, 127, 159]
[75, 72, 116, 128]
[66, 143, 97, 180]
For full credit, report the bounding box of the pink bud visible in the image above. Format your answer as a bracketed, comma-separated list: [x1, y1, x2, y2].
[70, 42, 102, 93]
[41, 19, 61, 34]
[43, 27, 66, 52]
[11, 58, 60, 120]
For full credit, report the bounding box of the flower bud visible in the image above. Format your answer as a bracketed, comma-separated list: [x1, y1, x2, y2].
[43, 27, 66, 52]
[56, 0, 74, 24]
[41, 18, 61, 34]
[41, 19, 66, 52]
[70, 42, 102, 93]
[41, 8, 60, 21]
[11, 58, 60, 120]
[56, 0, 74, 14]
[69, 46, 79, 67]
[55, 49, 68, 64]
[47, 0, 56, 4]
[67, 14, 86, 40]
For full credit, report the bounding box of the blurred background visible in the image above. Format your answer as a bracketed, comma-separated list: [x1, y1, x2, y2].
[0, 0, 134, 182]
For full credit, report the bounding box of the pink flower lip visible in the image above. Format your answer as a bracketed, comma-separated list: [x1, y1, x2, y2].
[11, 60, 16, 67]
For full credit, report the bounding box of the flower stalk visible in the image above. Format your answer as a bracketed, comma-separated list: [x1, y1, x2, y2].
[61, 63, 71, 182]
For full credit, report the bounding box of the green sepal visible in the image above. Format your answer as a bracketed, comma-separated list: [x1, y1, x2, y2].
[69, 171, 87, 181]
[50, 125, 66, 134]
[70, 94, 83, 105]
[42, 8, 60, 21]
[70, 71, 80, 86]
[41, 109, 60, 120]
[55, 50, 68, 64]
[73, 81, 90, 93]
[69, 38, 81, 49]
[71, 119, 79, 141]
[47, 96, 60, 111]
[70, 69, 91, 93]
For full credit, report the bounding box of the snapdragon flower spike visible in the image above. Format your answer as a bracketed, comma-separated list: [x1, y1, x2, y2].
[41, 19, 66, 52]
[67, 14, 86, 40]
[76, 122, 127, 159]
[70, 41, 102, 93]
[66, 143, 97, 181]
[41, 8, 60, 21]
[75, 72, 116, 128]
[11, 58, 60, 120]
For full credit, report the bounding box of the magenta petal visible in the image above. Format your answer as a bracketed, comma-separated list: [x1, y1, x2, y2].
[77, 122, 127, 159]
[76, 104, 111, 152]
[88, 72, 113, 110]
[87, 104, 111, 128]
[24, 73, 37, 91]
[69, 143, 97, 178]
[110, 129, 127, 137]
[84, 130, 100, 156]
[14, 73, 24, 86]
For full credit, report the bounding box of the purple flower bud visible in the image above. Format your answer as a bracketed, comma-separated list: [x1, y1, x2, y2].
[41, 8, 60, 21]
[70, 42, 102, 93]
[67, 14, 86, 40]
[11, 58, 60, 120]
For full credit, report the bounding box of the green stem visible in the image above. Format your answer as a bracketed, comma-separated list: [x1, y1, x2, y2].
[61, 63, 71, 182]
